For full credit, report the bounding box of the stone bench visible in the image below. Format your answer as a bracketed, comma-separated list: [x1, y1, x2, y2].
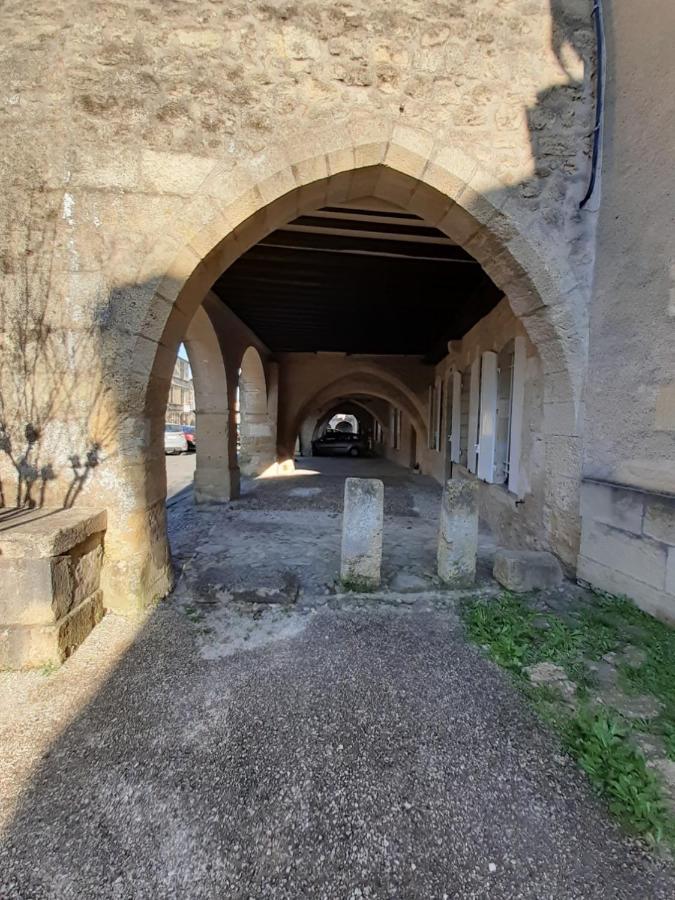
[0, 507, 106, 669]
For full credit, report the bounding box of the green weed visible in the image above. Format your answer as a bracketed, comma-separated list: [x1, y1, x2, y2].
[461, 591, 675, 846]
[183, 604, 205, 624]
[39, 660, 59, 677]
[339, 575, 377, 594]
[561, 708, 673, 844]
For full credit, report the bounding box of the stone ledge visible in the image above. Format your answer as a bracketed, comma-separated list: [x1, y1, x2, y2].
[0, 508, 107, 559]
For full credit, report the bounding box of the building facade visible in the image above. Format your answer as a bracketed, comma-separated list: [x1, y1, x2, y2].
[0, 1, 674, 624]
[165, 356, 195, 426]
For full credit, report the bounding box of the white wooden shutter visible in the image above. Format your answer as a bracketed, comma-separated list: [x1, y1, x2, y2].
[508, 336, 527, 497]
[427, 385, 434, 449]
[477, 351, 498, 482]
[467, 357, 480, 474]
[450, 371, 461, 463]
[494, 342, 514, 485]
[436, 378, 444, 451]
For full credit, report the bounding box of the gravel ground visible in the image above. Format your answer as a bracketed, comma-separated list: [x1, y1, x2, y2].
[2, 458, 674, 898]
[1, 598, 674, 899]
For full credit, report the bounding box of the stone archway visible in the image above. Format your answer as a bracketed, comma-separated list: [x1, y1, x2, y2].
[313, 399, 387, 442]
[292, 372, 428, 463]
[104, 126, 585, 609]
[182, 304, 234, 504]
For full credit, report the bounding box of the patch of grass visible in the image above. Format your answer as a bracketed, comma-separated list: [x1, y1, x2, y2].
[339, 575, 378, 594]
[661, 721, 675, 762]
[461, 591, 675, 846]
[462, 593, 617, 677]
[183, 604, 205, 624]
[561, 708, 673, 844]
[586, 592, 675, 760]
[39, 660, 59, 677]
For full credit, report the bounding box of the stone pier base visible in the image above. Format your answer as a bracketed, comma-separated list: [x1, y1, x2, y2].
[340, 478, 384, 590]
[437, 480, 478, 587]
[0, 508, 107, 669]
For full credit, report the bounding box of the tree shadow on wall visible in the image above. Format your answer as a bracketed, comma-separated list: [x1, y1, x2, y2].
[0, 197, 115, 511]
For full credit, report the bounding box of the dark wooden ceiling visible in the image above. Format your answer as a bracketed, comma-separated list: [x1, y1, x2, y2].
[212, 201, 502, 361]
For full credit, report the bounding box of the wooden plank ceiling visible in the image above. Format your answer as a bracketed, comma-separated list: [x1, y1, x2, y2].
[211, 199, 503, 361]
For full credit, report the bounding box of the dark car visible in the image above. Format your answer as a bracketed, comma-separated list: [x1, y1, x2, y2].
[311, 430, 369, 457]
[181, 425, 196, 451]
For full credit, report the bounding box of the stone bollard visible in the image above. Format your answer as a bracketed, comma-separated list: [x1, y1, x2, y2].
[340, 477, 384, 590]
[437, 479, 479, 586]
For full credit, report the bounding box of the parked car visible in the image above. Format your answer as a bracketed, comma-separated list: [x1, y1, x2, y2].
[311, 430, 369, 457]
[181, 425, 196, 451]
[164, 424, 188, 455]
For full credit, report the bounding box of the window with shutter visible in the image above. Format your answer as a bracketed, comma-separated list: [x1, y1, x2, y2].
[467, 357, 480, 474]
[507, 336, 527, 496]
[477, 351, 498, 482]
[391, 407, 401, 450]
[494, 339, 515, 485]
[459, 367, 471, 467]
[434, 378, 443, 452]
[450, 371, 461, 464]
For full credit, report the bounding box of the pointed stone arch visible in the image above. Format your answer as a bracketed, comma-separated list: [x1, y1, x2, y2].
[106, 123, 584, 609]
[182, 304, 234, 504]
[291, 371, 429, 462]
[238, 346, 275, 476]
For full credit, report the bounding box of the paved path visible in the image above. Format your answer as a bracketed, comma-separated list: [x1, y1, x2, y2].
[165, 450, 196, 500]
[2, 600, 675, 898]
[2, 457, 675, 897]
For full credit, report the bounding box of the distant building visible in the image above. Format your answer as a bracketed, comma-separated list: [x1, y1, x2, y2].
[166, 356, 195, 426]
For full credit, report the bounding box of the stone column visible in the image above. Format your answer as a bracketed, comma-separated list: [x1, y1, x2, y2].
[193, 411, 236, 503]
[340, 477, 384, 590]
[437, 479, 478, 586]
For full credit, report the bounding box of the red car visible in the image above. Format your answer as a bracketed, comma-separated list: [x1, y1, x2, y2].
[181, 425, 196, 451]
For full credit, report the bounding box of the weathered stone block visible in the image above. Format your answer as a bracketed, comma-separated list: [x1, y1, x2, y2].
[578, 555, 675, 625]
[643, 495, 675, 546]
[582, 519, 667, 590]
[666, 548, 675, 597]
[340, 478, 384, 590]
[0, 508, 106, 669]
[493, 549, 562, 592]
[0, 508, 107, 559]
[0, 556, 71, 625]
[437, 479, 478, 587]
[0, 590, 104, 670]
[71, 539, 104, 607]
[580, 481, 644, 536]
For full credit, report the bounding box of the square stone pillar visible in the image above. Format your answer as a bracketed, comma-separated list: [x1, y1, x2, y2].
[0, 508, 106, 669]
[340, 477, 384, 590]
[437, 479, 478, 586]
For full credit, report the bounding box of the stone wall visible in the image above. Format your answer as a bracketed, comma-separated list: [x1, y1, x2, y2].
[578, 482, 675, 623]
[578, 1, 675, 618]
